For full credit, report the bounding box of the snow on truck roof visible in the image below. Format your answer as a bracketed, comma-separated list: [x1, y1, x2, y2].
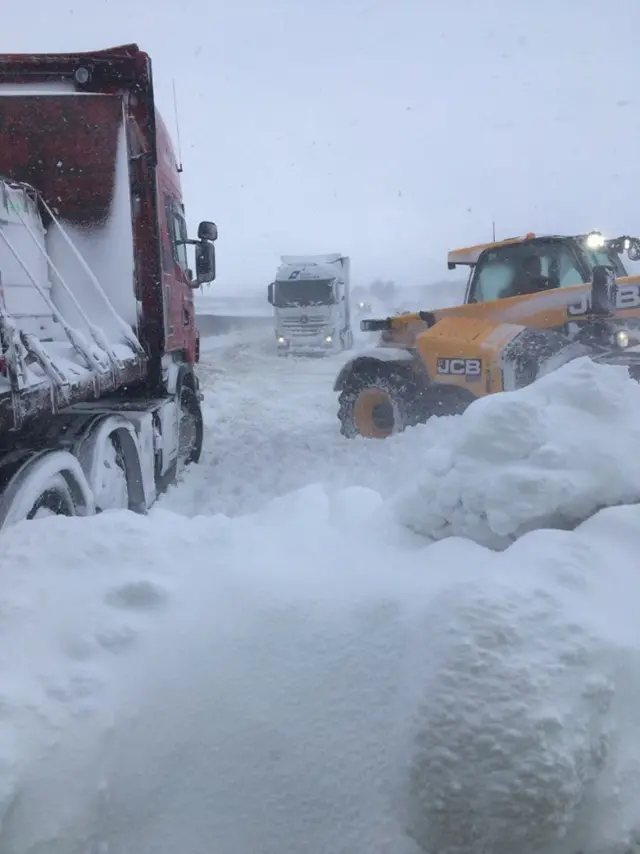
[447, 233, 538, 267]
[280, 254, 345, 265]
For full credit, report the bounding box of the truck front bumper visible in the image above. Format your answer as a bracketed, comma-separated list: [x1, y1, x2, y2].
[276, 335, 336, 356]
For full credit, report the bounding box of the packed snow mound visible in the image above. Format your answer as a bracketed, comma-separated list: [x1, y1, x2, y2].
[0, 495, 421, 854]
[3, 495, 640, 852]
[392, 357, 640, 548]
[402, 511, 640, 854]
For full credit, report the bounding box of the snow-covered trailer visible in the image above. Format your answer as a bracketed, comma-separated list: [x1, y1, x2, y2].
[0, 44, 218, 525]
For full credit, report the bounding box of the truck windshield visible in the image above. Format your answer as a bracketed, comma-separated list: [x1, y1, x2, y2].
[274, 279, 334, 307]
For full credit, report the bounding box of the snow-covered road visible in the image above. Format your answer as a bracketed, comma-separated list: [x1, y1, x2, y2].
[3, 327, 640, 853]
[161, 328, 426, 518]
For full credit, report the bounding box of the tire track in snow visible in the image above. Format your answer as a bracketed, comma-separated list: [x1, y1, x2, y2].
[160, 327, 426, 518]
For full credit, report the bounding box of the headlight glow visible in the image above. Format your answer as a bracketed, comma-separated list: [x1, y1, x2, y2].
[586, 231, 605, 250]
[277, 336, 286, 345]
[615, 329, 630, 349]
[325, 335, 333, 343]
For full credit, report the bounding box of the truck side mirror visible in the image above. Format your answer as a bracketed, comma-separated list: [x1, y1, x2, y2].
[267, 283, 274, 305]
[198, 221, 218, 242]
[591, 264, 616, 316]
[195, 240, 216, 284]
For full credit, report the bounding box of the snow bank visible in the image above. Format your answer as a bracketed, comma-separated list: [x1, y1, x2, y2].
[4, 350, 640, 853]
[392, 357, 640, 548]
[401, 510, 640, 854]
[3, 494, 640, 852]
[0, 494, 424, 854]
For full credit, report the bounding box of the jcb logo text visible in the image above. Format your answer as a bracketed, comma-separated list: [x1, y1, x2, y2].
[567, 283, 640, 316]
[436, 358, 482, 381]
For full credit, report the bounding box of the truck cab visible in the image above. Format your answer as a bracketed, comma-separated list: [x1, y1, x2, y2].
[267, 254, 353, 356]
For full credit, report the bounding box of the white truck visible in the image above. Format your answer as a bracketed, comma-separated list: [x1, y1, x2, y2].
[267, 254, 353, 356]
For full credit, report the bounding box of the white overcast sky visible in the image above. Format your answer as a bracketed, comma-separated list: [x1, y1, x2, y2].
[3, 0, 639, 292]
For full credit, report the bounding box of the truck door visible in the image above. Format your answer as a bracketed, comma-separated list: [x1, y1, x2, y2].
[162, 195, 196, 362]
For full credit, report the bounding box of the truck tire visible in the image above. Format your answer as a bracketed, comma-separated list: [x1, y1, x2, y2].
[74, 416, 146, 514]
[27, 473, 77, 519]
[178, 384, 204, 468]
[0, 450, 94, 529]
[338, 364, 424, 438]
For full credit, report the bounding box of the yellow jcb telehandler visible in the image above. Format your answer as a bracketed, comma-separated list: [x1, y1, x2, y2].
[335, 231, 640, 438]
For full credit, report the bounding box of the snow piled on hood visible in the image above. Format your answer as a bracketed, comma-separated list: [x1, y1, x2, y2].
[392, 357, 640, 547]
[1, 359, 640, 853]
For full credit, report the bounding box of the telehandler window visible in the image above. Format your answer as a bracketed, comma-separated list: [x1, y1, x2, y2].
[470, 240, 587, 302]
[557, 264, 583, 287]
[472, 257, 516, 302]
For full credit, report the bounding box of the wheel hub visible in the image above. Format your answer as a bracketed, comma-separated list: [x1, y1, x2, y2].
[353, 387, 397, 438]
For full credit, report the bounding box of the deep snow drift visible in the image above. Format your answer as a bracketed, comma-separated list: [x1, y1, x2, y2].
[2, 330, 640, 853]
[392, 356, 640, 548]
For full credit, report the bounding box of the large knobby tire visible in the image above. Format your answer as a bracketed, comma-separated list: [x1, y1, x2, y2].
[178, 384, 204, 469]
[338, 366, 474, 440]
[338, 366, 425, 439]
[419, 383, 474, 420]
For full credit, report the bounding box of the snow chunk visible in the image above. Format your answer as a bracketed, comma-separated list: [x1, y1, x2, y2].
[401, 509, 640, 854]
[392, 358, 640, 547]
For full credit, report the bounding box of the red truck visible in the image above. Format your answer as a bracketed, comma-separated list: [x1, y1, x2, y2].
[0, 43, 217, 526]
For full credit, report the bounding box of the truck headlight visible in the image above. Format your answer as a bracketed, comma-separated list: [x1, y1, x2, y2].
[325, 335, 333, 343]
[615, 329, 630, 348]
[277, 336, 286, 345]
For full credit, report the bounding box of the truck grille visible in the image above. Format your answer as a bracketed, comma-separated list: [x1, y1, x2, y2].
[281, 314, 326, 336]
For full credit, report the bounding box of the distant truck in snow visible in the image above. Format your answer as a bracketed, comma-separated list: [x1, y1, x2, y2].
[267, 254, 353, 356]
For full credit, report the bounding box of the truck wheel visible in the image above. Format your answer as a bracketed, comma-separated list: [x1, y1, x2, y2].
[91, 434, 128, 512]
[178, 385, 204, 468]
[338, 366, 421, 438]
[27, 474, 76, 519]
[0, 450, 94, 529]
